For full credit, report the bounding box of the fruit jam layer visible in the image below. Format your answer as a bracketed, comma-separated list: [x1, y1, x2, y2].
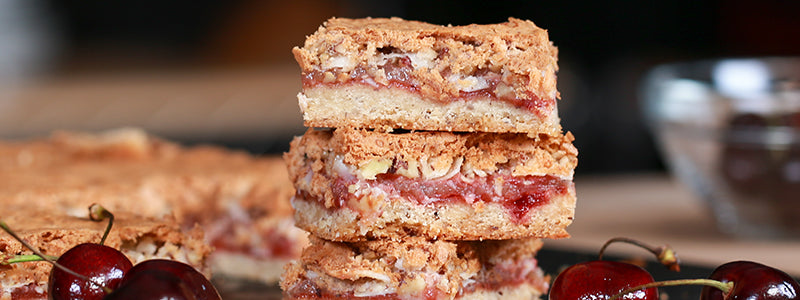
[463, 257, 549, 294]
[312, 173, 571, 224]
[301, 63, 554, 115]
[5, 284, 46, 300]
[285, 282, 443, 300]
[207, 222, 300, 260]
[191, 213, 302, 260]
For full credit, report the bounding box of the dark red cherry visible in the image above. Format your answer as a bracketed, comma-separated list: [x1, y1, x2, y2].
[48, 243, 133, 300]
[122, 259, 220, 300]
[550, 260, 658, 300]
[701, 261, 800, 300]
[103, 268, 196, 300]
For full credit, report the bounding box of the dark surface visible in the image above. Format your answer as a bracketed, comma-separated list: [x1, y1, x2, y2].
[213, 246, 720, 299]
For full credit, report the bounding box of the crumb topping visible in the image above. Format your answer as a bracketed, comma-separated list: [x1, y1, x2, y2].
[0, 128, 295, 230]
[293, 17, 559, 105]
[287, 128, 577, 182]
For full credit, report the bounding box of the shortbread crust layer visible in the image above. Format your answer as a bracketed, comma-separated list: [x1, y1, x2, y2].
[291, 191, 574, 242]
[284, 128, 577, 241]
[298, 84, 561, 134]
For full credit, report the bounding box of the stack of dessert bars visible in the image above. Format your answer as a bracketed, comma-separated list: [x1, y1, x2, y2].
[281, 17, 578, 299]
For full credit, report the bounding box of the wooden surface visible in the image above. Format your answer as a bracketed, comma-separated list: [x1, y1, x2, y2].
[0, 67, 306, 142]
[548, 173, 800, 276]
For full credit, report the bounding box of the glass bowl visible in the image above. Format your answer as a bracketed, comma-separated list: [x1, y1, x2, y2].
[642, 57, 800, 239]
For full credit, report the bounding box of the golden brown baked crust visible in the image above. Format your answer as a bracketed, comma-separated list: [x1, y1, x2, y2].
[0, 129, 292, 217]
[293, 17, 561, 134]
[0, 206, 210, 299]
[287, 127, 577, 183]
[293, 17, 558, 103]
[0, 128, 307, 284]
[280, 237, 548, 299]
[284, 128, 577, 241]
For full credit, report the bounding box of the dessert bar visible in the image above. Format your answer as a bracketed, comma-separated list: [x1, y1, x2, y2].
[281, 236, 549, 299]
[285, 127, 577, 241]
[0, 129, 308, 283]
[293, 17, 561, 135]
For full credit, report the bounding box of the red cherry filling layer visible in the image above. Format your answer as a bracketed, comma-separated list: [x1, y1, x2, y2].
[301, 62, 554, 116]
[285, 282, 443, 300]
[9, 285, 47, 299]
[309, 173, 571, 223]
[208, 225, 300, 260]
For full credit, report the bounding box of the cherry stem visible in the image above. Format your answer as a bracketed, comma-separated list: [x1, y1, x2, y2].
[598, 237, 681, 272]
[0, 254, 58, 265]
[608, 278, 734, 300]
[0, 220, 114, 294]
[88, 203, 114, 246]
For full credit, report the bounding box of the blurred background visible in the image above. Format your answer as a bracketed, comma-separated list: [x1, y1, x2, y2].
[2, 0, 800, 175]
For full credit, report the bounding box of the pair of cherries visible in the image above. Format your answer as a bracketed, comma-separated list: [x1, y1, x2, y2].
[1, 204, 221, 300]
[549, 237, 800, 300]
[51, 245, 219, 300]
